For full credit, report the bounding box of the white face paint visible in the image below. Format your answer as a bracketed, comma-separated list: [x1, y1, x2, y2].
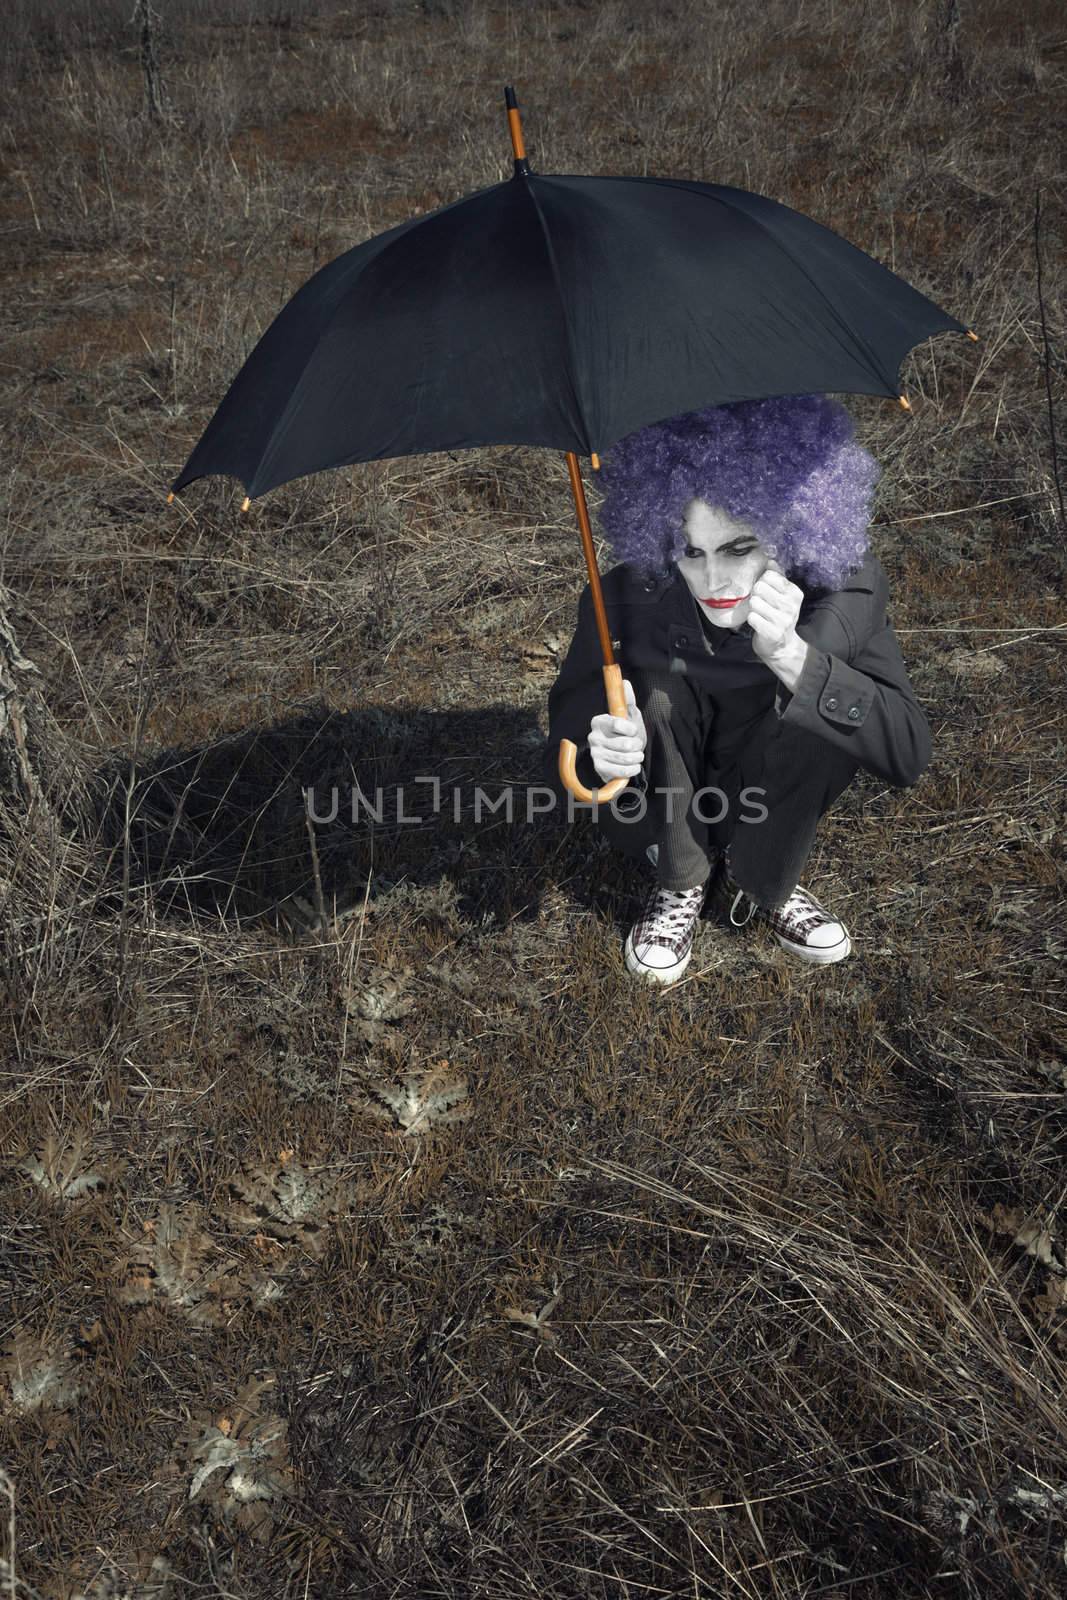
[674, 498, 775, 631]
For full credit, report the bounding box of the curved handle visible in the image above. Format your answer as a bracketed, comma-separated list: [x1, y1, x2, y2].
[558, 739, 628, 804]
[556, 662, 635, 805]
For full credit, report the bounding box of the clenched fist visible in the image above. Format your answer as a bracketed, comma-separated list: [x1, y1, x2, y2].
[746, 557, 805, 662]
[588, 678, 648, 785]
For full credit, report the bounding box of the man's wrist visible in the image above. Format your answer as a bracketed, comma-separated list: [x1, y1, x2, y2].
[762, 632, 810, 693]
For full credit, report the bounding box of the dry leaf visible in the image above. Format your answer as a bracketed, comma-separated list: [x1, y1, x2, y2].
[982, 1203, 1066, 1271]
[346, 962, 417, 1044]
[0, 1329, 86, 1415]
[20, 1128, 114, 1204]
[504, 1287, 561, 1345]
[173, 1377, 294, 1546]
[356, 1058, 472, 1136]
[226, 1154, 344, 1260]
[1030, 1275, 1067, 1324]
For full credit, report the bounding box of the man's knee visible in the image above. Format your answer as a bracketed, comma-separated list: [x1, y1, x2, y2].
[752, 732, 860, 819]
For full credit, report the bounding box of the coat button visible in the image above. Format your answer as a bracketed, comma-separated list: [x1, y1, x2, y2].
[825, 696, 838, 710]
[677, 634, 689, 647]
[611, 638, 621, 652]
[847, 705, 861, 720]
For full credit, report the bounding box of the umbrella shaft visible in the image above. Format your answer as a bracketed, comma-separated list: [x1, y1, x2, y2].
[565, 451, 616, 670]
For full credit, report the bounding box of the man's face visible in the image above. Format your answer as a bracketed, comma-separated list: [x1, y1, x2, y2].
[674, 498, 774, 631]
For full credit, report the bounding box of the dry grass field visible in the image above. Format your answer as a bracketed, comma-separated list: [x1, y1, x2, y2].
[1, 0, 1065, 1595]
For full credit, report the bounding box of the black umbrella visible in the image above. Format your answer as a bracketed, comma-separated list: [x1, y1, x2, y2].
[169, 87, 975, 802]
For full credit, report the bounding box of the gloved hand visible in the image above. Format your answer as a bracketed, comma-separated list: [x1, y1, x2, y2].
[588, 678, 648, 785]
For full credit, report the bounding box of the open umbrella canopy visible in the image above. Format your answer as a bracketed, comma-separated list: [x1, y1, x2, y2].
[170, 160, 969, 502]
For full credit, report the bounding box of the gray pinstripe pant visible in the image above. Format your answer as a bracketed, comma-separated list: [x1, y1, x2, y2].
[588, 666, 860, 908]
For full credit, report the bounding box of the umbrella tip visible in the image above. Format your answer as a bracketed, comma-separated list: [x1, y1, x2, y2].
[591, 452, 600, 471]
[166, 491, 174, 504]
[966, 328, 979, 340]
[240, 496, 251, 512]
[898, 394, 912, 412]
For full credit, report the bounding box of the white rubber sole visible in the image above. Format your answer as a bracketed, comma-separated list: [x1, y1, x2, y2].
[772, 928, 852, 964]
[623, 928, 693, 985]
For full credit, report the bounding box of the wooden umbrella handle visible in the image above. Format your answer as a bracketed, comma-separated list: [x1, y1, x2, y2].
[558, 661, 631, 804]
[555, 444, 637, 804]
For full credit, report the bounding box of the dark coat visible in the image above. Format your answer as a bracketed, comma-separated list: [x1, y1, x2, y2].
[538, 550, 932, 804]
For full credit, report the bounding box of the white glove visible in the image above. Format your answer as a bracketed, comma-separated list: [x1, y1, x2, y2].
[588, 678, 648, 785]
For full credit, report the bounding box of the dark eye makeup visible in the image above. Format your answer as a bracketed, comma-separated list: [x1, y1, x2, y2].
[684, 542, 755, 559]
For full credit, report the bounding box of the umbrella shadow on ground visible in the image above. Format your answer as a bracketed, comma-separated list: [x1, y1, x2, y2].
[88, 701, 633, 935]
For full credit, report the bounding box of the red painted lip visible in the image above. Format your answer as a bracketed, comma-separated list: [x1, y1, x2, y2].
[702, 594, 749, 608]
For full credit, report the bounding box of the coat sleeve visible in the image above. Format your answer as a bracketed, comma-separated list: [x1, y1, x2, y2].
[537, 585, 649, 811]
[775, 618, 932, 788]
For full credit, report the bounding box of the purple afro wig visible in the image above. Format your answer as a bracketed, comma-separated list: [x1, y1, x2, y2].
[596, 394, 881, 592]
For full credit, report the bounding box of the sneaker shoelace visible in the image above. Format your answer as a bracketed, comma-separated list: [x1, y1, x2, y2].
[720, 865, 829, 936]
[771, 886, 830, 935]
[716, 862, 756, 926]
[636, 884, 706, 947]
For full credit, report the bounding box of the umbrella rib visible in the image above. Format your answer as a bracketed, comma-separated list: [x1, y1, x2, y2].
[251, 196, 480, 496]
[727, 205, 898, 390]
[520, 177, 594, 456]
[644, 177, 915, 392]
[250, 253, 396, 497]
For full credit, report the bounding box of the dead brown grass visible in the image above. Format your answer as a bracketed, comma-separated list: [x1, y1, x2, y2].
[1, 0, 1066, 1596]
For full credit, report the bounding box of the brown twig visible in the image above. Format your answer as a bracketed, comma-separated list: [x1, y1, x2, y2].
[302, 786, 328, 936]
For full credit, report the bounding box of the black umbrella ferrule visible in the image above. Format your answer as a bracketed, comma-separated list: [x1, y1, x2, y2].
[513, 156, 531, 179]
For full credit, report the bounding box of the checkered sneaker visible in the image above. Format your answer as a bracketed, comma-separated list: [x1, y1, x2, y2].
[624, 880, 707, 985]
[759, 884, 851, 964]
[705, 855, 851, 963]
